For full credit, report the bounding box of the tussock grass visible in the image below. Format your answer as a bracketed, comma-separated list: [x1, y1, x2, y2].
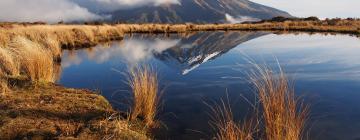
[128, 66, 160, 127]
[250, 64, 309, 140]
[0, 47, 19, 76]
[207, 97, 257, 140]
[10, 36, 55, 82]
[0, 71, 8, 95]
[209, 64, 309, 140]
[0, 19, 359, 49]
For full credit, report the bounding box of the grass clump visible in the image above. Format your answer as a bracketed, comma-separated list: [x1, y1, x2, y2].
[250, 64, 309, 140]
[207, 97, 257, 140]
[9, 36, 55, 82]
[209, 64, 309, 140]
[0, 47, 19, 76]
[128, 65, 161, 127]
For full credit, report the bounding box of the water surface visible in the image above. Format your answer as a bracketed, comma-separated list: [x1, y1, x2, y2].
[59, 31, 360, 140]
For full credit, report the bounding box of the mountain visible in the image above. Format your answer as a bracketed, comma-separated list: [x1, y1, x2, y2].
[154, 31, 269, 74]
[109, 0, 291, 23]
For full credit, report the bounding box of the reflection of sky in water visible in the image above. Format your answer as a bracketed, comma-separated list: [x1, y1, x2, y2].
[62, 38, 180, 67]
[235, 33, 360, 81]
[59, 32, 360, 140]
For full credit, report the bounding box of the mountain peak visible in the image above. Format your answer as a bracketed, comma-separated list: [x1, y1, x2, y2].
[109, 0, 291, 23]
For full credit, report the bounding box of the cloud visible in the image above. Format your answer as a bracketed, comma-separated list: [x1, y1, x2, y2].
[72, 0, 181, 12]
[0, 0, 105, 23]
[225, 14, 260, 24]
[0, 0, 181, 23]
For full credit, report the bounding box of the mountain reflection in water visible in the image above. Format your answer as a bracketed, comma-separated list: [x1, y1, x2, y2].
[61, 31, 268, 75]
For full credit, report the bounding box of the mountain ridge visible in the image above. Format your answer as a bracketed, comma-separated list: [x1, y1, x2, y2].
[107, 0, 291, 23]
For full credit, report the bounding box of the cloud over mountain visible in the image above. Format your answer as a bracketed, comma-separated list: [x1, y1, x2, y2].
[0, 0, 105, 23]
[73, 0, 181, 12]
[0, 0, 181, 23]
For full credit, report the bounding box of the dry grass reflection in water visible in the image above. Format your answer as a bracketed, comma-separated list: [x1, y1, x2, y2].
[208, 64, 309, 140]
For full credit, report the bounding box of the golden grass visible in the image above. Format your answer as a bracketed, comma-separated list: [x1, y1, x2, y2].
[0, 47, 19, 76]
[0, 74, 7, 95]
[128, 65, 160, 127]
[250, 64, 309, 140]
[209, 63, 309, 140]
[0, 83, 149, 139]
[9, 36, 55, 82]
[207, 97, 257, 140]
[0, 19, 359, 49]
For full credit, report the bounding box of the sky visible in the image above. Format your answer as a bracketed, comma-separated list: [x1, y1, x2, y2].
[0, 0, 180, 23]
[0, 0, 358, 23]
[251, 0, 360, 18]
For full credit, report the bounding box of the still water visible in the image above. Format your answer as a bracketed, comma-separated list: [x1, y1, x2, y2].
[59, 31, 360, 140]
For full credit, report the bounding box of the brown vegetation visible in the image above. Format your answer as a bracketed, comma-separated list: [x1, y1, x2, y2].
[208, 98, 257, 140]
[0, 18, 359, 47]
[250, 65, 309, 140]
[210, 65, 309, 140]
[128, 66, 160, 127]
[10, 36, 56, 82]
[0, 83, 149, 139]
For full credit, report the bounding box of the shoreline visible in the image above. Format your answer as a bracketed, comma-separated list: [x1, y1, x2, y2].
[1, 19, 359, 49]
[0, 82, 150, 139]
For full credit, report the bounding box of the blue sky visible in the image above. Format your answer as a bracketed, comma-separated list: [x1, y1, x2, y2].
[251, 0, 360, 18]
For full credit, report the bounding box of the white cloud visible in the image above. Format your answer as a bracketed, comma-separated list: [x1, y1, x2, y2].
[225, 14, 260, 24]
[0, 0, 104, 23]
[73, 0, 181, 12]
[0, 0, 181, 23]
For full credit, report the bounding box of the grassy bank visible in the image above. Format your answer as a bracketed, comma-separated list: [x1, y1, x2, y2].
[0, 83, 150, 139]
[1, 18, 359, 48]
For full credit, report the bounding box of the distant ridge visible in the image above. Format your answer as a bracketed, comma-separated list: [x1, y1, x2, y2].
[108, 0, 291, 23]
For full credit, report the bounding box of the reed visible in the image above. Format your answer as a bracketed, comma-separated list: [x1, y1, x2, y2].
[207, 97, 257, 140]
[0, 70, 8, 95]
[0, 47, 19, 76]
[250, 64, 308, 140]
[128, 65, 160, 127]
[0, 19, 359, 49]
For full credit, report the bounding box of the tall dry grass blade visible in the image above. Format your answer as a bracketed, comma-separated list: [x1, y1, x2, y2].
[207, 96, 257, 140]
[0, 70, 8, 95]
[0, 47, 19, 76]
[250, 64, 309, 140]
[9, 36, 56, 82]
[127, 65, 160, 127]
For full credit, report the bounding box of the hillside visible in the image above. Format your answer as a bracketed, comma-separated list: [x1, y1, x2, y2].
[109, 0, 291, 23]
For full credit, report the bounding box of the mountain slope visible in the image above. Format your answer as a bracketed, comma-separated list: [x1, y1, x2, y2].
[109, 0, 291, 23]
